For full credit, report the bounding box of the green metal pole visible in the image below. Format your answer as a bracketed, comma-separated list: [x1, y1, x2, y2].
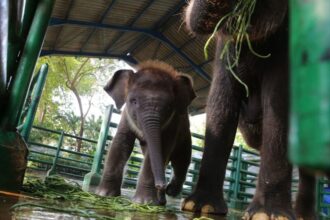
[17, 70, 41, 128]
[0, 0, 9, 98]
[83, 105, 113, 191]
[316, 178, 321, 218]
[7, 0, 38, 85]
[1, 0, 55, 130]
[234, 146, 243, 209]
[21, 64, 48, 140]
[289, 0, 330, 170]
[229, 146, 243, 209]
[47, 131, 64, 176]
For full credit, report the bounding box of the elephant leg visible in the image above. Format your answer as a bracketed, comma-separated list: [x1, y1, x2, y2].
[96, 117, 136, 196]
[244, 69, 294, 220]
[166, 134, 192, 197]
[295, 169, 316, 220]
[133, 153, 165, 205]
[182, 52, 242, 214]
[244, 115, 293, 219]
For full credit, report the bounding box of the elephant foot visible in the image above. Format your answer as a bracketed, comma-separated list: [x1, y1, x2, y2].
[133, 186, 166, 206]
[181, 190, 228, 214]
[95, 180, 121, 197]
[294, 203, 316, 220]
[166, 179, 182, 197]
[243, 202, 295, 220]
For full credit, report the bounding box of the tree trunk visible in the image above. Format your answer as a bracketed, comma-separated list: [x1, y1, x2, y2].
[37, 103, 47, 124]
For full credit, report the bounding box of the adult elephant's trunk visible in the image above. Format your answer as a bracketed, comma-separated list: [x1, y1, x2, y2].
[141, 113, 166, 191]
[185, 0, 233, 34]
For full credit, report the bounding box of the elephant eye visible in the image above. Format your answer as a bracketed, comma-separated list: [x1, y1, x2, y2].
[130, 98, 137, 105]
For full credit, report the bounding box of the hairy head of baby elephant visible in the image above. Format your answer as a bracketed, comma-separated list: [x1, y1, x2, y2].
[96, 60, 196, 205]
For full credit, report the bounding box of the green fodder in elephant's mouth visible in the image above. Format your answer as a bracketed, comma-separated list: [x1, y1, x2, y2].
[11, 175, 176, 219]
[204, 0, 271, 97]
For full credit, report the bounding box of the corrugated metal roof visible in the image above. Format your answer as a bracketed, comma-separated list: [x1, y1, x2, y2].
[42, 0, 216, 114]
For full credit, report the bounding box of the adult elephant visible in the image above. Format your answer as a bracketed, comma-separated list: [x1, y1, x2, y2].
[182, 1, 315, 219]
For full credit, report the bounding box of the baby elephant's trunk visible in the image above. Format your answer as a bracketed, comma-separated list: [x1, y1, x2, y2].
[141, 114, 166, 204]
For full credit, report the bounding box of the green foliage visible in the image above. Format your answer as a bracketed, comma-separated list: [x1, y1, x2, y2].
[31, 56, 116, 153]
[204, 0, 270, 97]
[15, 175, 176, 219]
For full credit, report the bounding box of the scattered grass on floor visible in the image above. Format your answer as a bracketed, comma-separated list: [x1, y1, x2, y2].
[11, 175, 178, 219]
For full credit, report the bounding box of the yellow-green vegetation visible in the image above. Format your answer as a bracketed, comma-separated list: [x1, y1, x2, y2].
[11, 175, 177, 219]
[204, 0, 270, 97]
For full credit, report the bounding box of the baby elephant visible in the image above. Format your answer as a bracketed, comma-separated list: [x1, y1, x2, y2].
[96, 60, 196, 205]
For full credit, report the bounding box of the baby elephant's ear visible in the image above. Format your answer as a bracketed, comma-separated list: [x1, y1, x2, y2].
[104, 69, 134, 109]
[176, 74, 197, 113]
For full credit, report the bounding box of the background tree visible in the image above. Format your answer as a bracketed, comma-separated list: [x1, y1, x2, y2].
[33, 56, 118, 152]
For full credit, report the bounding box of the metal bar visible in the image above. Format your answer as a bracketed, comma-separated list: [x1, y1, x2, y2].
[105, 0, 154, 53]
[92, 105, 113, 173]
[49, 18, 211, 82]
[161, 38, 195, 61]
[82, 105, 114, 191]
[47, 131, 64, 176]
[29, 150, 92, 166]
[40, 49, 138, 65]
[289, 0, 330, 169]
[155, 32, 211, 82]
[16, 0, 26, 36]
[28, 141, 94, 158]
[7, 0, 38, 84]
[17, 0, 38, 38]
[176, 58, 213, 73]
[0, 0, 9, 98]
[49, 18, 155, 34]
[1, 0, 55, 130]
[31, 125, 98, 143]
[21, 64, 49, 140]
[124, 0, 186, 55]
[17, 66, 42, 127]
[228, 146, 243, 209]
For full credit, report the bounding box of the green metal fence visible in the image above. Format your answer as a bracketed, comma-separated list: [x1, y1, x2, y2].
[27, 126, 96, 179]
[317, 178, 330, 219]
[25, 105, 329, 218]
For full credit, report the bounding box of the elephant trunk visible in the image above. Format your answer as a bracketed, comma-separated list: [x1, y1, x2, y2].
[141, 113, 166, 191]
[185, 0, 233, 34]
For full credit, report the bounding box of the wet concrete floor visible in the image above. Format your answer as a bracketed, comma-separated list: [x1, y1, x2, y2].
[0, 173, 243, 220]
[0, 190, 244, 220]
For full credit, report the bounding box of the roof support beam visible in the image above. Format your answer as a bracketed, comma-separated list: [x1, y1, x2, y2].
[40, 49, 138, 65]
[126, 0, 186, 55]
[161, 38, 196, 61]
[105, 0, 155, 53]
[49, 18, 211, 82]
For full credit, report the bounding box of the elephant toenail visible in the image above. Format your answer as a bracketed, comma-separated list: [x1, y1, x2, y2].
[201, 204, 215, 213]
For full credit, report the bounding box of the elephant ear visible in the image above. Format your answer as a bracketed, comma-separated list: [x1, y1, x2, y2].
[176, 74, 196, 113]
[104, 69, 134, 109]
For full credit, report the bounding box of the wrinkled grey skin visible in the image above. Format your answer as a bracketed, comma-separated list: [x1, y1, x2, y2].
[183, 1, 317, 220]
[96, 65, 196, 205]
